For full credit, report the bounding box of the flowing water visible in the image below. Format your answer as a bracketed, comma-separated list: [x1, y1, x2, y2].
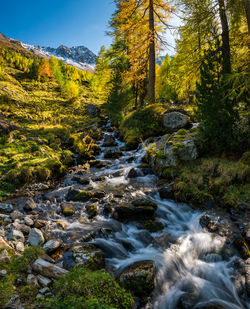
[27, 124, 249, 308]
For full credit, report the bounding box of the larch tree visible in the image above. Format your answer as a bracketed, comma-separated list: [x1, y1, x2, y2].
[116, 0, 173, 104]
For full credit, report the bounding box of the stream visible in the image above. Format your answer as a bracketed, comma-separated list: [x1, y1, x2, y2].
[9, 123, 249, 309]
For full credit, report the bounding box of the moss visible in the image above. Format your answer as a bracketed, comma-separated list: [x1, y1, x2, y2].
[60, 150, 74, 166]
[86, 204, 98, 218]
[74, 190, 94, 202]
[46, 158, 67, 178]
[41, 268, 134, 309]
[0, 274, 15, 307]
[240, 151, 250, 165]
[156, 151, 166, 159]
[34, 166, 51, 181]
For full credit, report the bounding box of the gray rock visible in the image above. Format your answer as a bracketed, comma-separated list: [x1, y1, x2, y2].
[27, 274, 39, 287]
[177, 139, 198, 161]
[0, 203, 13, 213]
[127, 168, 143, 178]
[37, 274, 51, 287]
[43, 239, 62, 253]
[0, 269, 7, 276]
[86, 104, 100, 118]
[7, 229, 25, 243]
[28, 228, 45, 246]
[163, 111, 188, 131]
[39, 287, 50, 294]
[32, 259, 68, 279]
[23, 198, 36, 211]
[11, 210, 23, 220]
[24, 216, 34, 226]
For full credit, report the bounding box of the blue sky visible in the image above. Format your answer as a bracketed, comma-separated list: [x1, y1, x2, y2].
[0, 0, 178, 55]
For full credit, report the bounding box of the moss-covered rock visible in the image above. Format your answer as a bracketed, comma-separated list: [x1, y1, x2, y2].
[74, 190, 94, 202]
[117, 260, 156, 297]
[113, 203, 156, 222]
[86, 204, 98, 219]
[61, 203, 75, 216]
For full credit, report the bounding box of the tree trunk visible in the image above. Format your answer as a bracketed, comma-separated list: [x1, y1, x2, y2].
[218, 0, 231, 74]
[243, 0, 250, 34]
[148, 0, 156, 104]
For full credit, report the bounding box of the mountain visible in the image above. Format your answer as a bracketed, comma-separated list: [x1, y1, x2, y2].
[21, 42, 97, 72]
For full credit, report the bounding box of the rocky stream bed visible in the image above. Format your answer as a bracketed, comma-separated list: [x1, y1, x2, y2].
[0, 121, 250, 309]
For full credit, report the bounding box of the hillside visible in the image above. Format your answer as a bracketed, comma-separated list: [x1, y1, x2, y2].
[0, 37, 104, 199]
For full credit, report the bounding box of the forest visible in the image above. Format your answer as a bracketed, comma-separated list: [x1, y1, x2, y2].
[0, 0, 249, 308]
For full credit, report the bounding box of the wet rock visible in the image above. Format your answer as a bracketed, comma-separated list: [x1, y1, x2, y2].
[72, 176, 89, 185]
[199, 215, 229, 237]
[163, 111, 188, 131]
[37, 274, 52, 287]
[72, 244, 105, 270]
[245, 258, 250, 297]
[89, 160, 108, 168]
[132, 198, 157, 210]
[104, 150, 123, 159]
[233, 237, 250, 259]
[103, 134, 117, 147]
[33, 258, 68, 279]
[73, 190, 94, 202]
[113, 203, 156, 222]
[127, 168, 143, 178]
[117, 260, 156, 297]
[61, 203, 75, 216]
[176, 281, 199, 309]
[27, 274, 39, 287]
[242, 224, 250, 246]
[7, 229, 25, 243]
[28, 228, 45, 246]
[139, 220, 164, 233]
[86, 104, 100, 118]
[66, 187, 82, 201]
[23, 198, 36, 211]
[93, 191, 105, 199]
[0, 203, 13, 213]
[43, 239, 62, 253]
[159, 184, 174, 199]
[86, 204, 98, 219]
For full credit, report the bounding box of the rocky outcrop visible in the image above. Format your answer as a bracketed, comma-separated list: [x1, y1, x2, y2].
[163, 112, 189, 132]
[117, 260, 156, 297]
[146, 129, 198, 176]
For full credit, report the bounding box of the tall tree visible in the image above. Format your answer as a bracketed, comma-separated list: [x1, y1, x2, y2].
[218, 0, 231, 74]
[116, 0, 172, 104]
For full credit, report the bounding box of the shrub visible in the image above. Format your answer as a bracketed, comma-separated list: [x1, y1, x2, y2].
[42, 268, 133, 309]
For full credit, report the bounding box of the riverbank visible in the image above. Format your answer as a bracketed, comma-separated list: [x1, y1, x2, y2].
[0, 121, 249, 308]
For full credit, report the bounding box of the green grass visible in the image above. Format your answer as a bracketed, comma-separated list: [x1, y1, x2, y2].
[120, 104, 168, 147]
[0, 62, 104, 199]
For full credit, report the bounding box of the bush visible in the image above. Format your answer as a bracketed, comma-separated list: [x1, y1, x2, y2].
[42, 268, 133, 309]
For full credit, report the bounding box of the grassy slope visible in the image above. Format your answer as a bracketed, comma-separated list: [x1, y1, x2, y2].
[0, 57, 103, 199]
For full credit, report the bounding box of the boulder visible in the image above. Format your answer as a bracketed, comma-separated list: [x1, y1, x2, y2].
[117, 260, 156, 297]
[7, 229, 25, 243]
[163, 112, 188, 131]
[104, 150, 123, 159]
[16, 242, 24, 252]
[86, 104, 100, 118]
[61, 203, 75, 216]
[28, 228, 45, 246]
[43, 239, 62, 253]
[72, 244, 105, 270]
[24, 216, 34, 226]
[23, 198, 36, 211]
[113, 203, 156, 222]
[159, 185, 174, 199]
[66, 187, 82, 201]
[86, 204, 98, 219]
[32, 258, 68, 279]
[103, 134, 117, 147]
[127, 168, 144, 178]
[0, 203, 13, 214]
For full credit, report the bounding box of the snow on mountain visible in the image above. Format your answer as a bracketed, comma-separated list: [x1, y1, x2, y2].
[21, 42, 97, 73]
